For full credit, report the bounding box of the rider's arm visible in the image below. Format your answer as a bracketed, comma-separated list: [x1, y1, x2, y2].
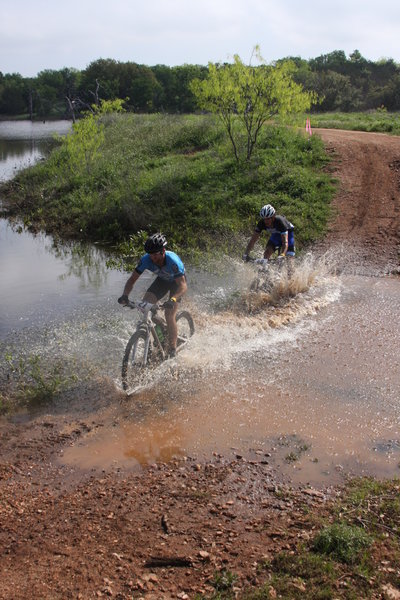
[171, 275, 187, 301]
[245, 232, 261, 255]
[122, 270, 141, 297]
[280, 232, 289, 256]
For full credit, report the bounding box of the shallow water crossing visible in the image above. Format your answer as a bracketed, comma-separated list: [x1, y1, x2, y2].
[61, 266, 400, 487]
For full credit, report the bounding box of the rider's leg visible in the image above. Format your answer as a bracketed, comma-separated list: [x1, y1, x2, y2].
[143, 291, 158, 304]
[144, 277, 170, 304]
[165, 303, 178, 355]
[165, 302, 179, 352]
[287, 231, 296, 258]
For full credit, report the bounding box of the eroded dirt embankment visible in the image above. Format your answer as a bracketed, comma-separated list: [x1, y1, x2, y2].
[1, 129, 400, 599]
[313, 128, 400, 274]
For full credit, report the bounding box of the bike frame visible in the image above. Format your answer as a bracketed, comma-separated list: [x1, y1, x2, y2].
[121, 299, 194, 376]
[126, 300, 167, 364]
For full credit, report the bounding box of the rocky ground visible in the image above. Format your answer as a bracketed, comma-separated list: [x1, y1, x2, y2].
[1, 129, 400, 599]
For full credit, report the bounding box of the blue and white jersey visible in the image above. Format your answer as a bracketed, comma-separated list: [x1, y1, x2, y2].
[135, 251, 185, 282]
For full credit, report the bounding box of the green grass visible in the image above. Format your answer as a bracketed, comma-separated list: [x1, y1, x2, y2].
[0, 113, 334, 264]
[312, 523, 372, 564]
[335, 477, 400, 538]
[1, 352, 78, 414]
[302, 109, 400, 135]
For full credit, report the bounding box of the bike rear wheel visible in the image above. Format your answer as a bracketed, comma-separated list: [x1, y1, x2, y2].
[176, 311, 195, 349]
[121, 330, 151, 391]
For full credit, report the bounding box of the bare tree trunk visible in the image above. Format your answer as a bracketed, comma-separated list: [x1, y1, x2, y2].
[28, 89, 34, 121]
[89, 79, 101, 106]
[66, 97, 76, 123]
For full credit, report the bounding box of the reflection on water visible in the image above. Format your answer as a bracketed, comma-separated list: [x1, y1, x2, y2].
[0, 119, 71, 141]
[0, 220, 124, 337]
[64, 413, 185, 470]
[52, 239, 118, 290]
[0, 120, 71, 182]
[0, 139, 46, 181]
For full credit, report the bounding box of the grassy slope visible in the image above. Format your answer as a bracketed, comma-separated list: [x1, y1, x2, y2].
[0, 113, 334, 262]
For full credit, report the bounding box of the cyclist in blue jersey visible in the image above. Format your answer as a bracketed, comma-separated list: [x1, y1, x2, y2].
[118, 233, 187, 358]
[242, 204, 295, 261]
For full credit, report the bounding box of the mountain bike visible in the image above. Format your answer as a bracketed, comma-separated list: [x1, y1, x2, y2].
[120, 300, 195, 391]
[247, 255, 292, 292]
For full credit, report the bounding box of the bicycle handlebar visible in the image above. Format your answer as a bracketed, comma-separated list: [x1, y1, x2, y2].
[122, 299, 157, 313]
[121, 299, 172, 315]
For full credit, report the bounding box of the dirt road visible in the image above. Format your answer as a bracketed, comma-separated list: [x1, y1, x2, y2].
[0, 129, 399, 599]
[314, 128, 400, 273]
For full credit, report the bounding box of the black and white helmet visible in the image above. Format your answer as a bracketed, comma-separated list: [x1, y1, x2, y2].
[144, 233, 167, 254]
[260, 204, 276, 219]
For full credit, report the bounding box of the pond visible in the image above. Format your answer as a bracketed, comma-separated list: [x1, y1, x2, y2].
[0, 120, 72, 182]
[0, 120, 123, 336]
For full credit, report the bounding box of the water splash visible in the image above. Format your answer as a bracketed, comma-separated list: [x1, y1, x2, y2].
[122, 251, 342, 383]
[1, 250, 342, 403]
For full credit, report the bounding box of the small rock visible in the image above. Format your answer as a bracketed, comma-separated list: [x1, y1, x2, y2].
[382, 583, 400, 600]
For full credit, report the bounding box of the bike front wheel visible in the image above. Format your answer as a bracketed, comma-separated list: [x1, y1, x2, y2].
[121, 330, 151, 391]
[176, 311, 195, 349]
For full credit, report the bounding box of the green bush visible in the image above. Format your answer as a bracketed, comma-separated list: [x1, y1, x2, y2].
[312, 523, 372, 564]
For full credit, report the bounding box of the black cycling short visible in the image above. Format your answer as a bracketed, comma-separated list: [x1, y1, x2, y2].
[266, 239, 296, 255]
[146, 276, 185, 301]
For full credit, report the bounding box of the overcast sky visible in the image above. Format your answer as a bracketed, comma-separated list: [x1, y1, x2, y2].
[1, 0, 399, 77]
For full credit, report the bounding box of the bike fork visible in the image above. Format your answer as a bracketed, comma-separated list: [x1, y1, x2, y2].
[135, 324, 152, 366]
[143, 328, 152, 364]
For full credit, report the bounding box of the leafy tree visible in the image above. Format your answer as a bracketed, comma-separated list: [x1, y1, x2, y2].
[190, 48, 316, 162]
[61, 99, 125, 175]
[312, 71, 363, 111]
[35, 69, 65, 116]
[309, 50, 348, 73]
[368, 74, 400, 110]
[79, 58, 121, 102]
[0, 73, 27, 115]
[79, 58, 160, 112]
[172, 64, 208, 112]
[151, 64, 207, 112]
[151, 64, 177, 111]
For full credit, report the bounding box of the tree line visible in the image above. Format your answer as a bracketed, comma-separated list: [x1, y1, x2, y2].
[1, 49, 399, 119]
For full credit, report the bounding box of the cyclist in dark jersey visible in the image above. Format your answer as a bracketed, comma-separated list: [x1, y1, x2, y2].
[243, 204, 295, 261]
[118, 233, 187, 358]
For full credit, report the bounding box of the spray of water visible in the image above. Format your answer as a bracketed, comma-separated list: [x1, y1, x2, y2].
[0, 250, 342, 402]
[154, 251, 342, 377]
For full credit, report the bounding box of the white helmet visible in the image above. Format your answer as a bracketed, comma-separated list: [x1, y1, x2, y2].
[260, 204, 276, 219]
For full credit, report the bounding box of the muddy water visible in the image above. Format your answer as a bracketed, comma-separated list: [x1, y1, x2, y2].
[61, 263, 400, 487]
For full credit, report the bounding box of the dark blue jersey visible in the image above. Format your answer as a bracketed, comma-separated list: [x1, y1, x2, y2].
[255, 215, 294, 235]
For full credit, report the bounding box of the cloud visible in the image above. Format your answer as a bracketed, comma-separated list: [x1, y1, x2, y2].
[1, 0, 399, 76]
